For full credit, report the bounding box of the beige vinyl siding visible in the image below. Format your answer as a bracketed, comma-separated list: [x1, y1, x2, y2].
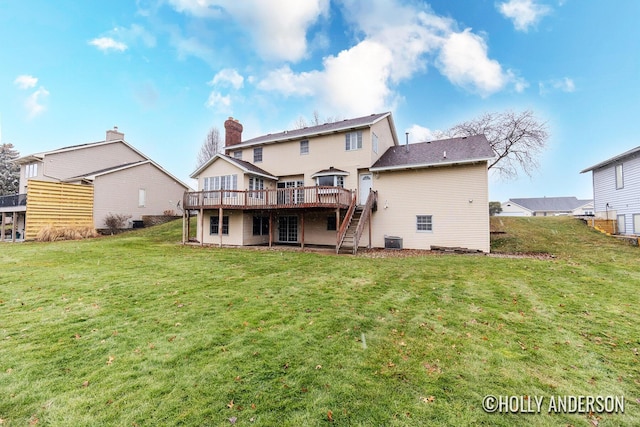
[43, 142, 146, 181]
[371, 163, 490, 252]
[92, 163, 186, 228]
[242, 213, 270, 245]
[198, 159, 245, 190]
[369, 117, 398, 165]
[19, 161, 48, 193]
[228, 131, 373, 191]
[25, 180, 94, 239]
[200, 210, 244, 245]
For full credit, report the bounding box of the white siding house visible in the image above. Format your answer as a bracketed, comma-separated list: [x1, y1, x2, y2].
[581, 146, 640, 234]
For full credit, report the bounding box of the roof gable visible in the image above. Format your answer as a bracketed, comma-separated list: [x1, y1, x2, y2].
[15, 139, 150, 165]
[66, 160, 191, 190]
[191, 154, 278, 180]
[370, 134, 494, 171]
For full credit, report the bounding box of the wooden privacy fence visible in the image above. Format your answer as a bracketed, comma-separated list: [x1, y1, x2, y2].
[25, 180, 94, 239]
[587, 218, 617, 235]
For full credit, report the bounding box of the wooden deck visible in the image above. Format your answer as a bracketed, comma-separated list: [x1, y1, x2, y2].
[183, 186, 353, 210]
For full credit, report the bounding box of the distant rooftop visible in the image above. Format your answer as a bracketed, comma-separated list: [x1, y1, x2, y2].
[506, 197, 593, 212]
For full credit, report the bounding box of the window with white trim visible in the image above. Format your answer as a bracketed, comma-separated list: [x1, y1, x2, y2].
[300, 140, 309, 155]
[210, 215, 229, 235]
[138, 189, 146, 207]
[416, 215, 433, 232]
[372, 132, 379, 154]
[316, 175, 344, 187]
[203, 174, 238, 197]
[615, 164, 624, 189]
[233, 150, 242, 159]
[25, 162, 38, 178]
[249, 176, 265, 199]
[634, 214, 640, 234]
[254, 147, 263, 163]
[253, 216, 269, 236]
[345, 131, 363, 151]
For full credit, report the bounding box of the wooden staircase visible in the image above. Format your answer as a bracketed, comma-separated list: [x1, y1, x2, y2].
[336, 190, 377, 255]
[337, 207, 363, 254]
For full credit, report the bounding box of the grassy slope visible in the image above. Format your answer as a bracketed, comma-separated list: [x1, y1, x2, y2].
[0, 217, 638, 426]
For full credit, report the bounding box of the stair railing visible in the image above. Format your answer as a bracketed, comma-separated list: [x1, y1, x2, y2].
[336, 191, 357, 253]
[352, 190, 378, 254]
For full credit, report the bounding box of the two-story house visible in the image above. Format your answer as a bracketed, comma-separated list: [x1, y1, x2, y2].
[1, 128, 190, 240]
[184, 112, 494, 253]
[581, 146, 640, 234]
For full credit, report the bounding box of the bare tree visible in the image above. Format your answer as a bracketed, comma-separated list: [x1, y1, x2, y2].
[445, 110, 549, 180]
[196, 127, 222, 168]
[293, 110, 342, 129]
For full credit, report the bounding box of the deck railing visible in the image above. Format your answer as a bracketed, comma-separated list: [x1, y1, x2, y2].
[0, 193, 27, 208]
[352, 190, 378, 254]
[184, 186, 352, 210]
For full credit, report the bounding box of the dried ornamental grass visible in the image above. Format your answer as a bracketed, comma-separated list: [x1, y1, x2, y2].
[36, 225, 99, 241]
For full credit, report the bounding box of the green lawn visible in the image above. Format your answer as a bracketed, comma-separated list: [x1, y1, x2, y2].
[1, 217, 638, 426]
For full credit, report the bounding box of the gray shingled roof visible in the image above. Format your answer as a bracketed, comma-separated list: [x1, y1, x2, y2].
[220, 154, 278, 179]
[370, 134, 494, 171]
[506, 197, 593, 212]
[235, 112, 392, 147]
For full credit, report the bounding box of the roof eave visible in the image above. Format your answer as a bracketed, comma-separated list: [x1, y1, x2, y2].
[370, 156, 492, 172]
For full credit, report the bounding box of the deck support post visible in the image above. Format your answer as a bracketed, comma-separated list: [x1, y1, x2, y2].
[11, 212, 16, 242]
[1, 212, 5, 242]
[301, 212, 305, 249]
[335, 208, 340, 252]
[219, 207, 223, 247]
[269, 211, 273, 247]
[199, 208, 204, 246]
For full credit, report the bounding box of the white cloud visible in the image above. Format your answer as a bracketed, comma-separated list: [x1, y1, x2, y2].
[167, 0, 329, 62]
[256, 1, 516, 114]
[539, 77, 576, 95]
[406, 124, 438, 143]
[205, 91, 231, 110]
[436, 29, 510, 97]
[497, 0, 551, 32]
[209, 69, 244, 89]
[14, 75, 38, 89]
[89, 37, 128, 52]
[25, 87, 50, 118]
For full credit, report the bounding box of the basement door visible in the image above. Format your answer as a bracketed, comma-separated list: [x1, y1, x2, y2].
[359, 173, 372, 204]
[278, 216, 298, 242]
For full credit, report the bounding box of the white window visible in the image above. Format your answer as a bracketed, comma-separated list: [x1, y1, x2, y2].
[203, 175, 238, 197]
[416, 215, 433, 232]
[249, 176, 265, 199]
[210, 216, 229, 235]
[300, 140, 309, 155]
[316, 175, 344, 187]
[618, 214, 626, 234]
[25, 162, 38, 178]
[615, 164, 624, 189]
[372, 132, 379, 154]
[634, 214, 640, 234]
[254, 147, 263, 163]
[233, 150, 242, 159]
[345, 131, 363, 151]
[138, 189, 146, 207]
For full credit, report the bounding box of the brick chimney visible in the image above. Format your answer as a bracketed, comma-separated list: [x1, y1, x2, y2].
[224, 117, 243, 147]
[106, 126, 124, 141]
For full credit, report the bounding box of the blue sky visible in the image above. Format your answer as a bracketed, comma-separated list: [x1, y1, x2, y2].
[1, 0, 639, 201]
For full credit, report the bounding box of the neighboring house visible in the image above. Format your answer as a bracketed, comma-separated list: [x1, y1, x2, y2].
[0, 128, 190, 240]
[499, 197, 594, 217]
[581, 145, 640, 235]
[184, 112, 494, 253]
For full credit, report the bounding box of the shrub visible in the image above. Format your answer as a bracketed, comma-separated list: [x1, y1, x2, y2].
[104, 213, 132, 234]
